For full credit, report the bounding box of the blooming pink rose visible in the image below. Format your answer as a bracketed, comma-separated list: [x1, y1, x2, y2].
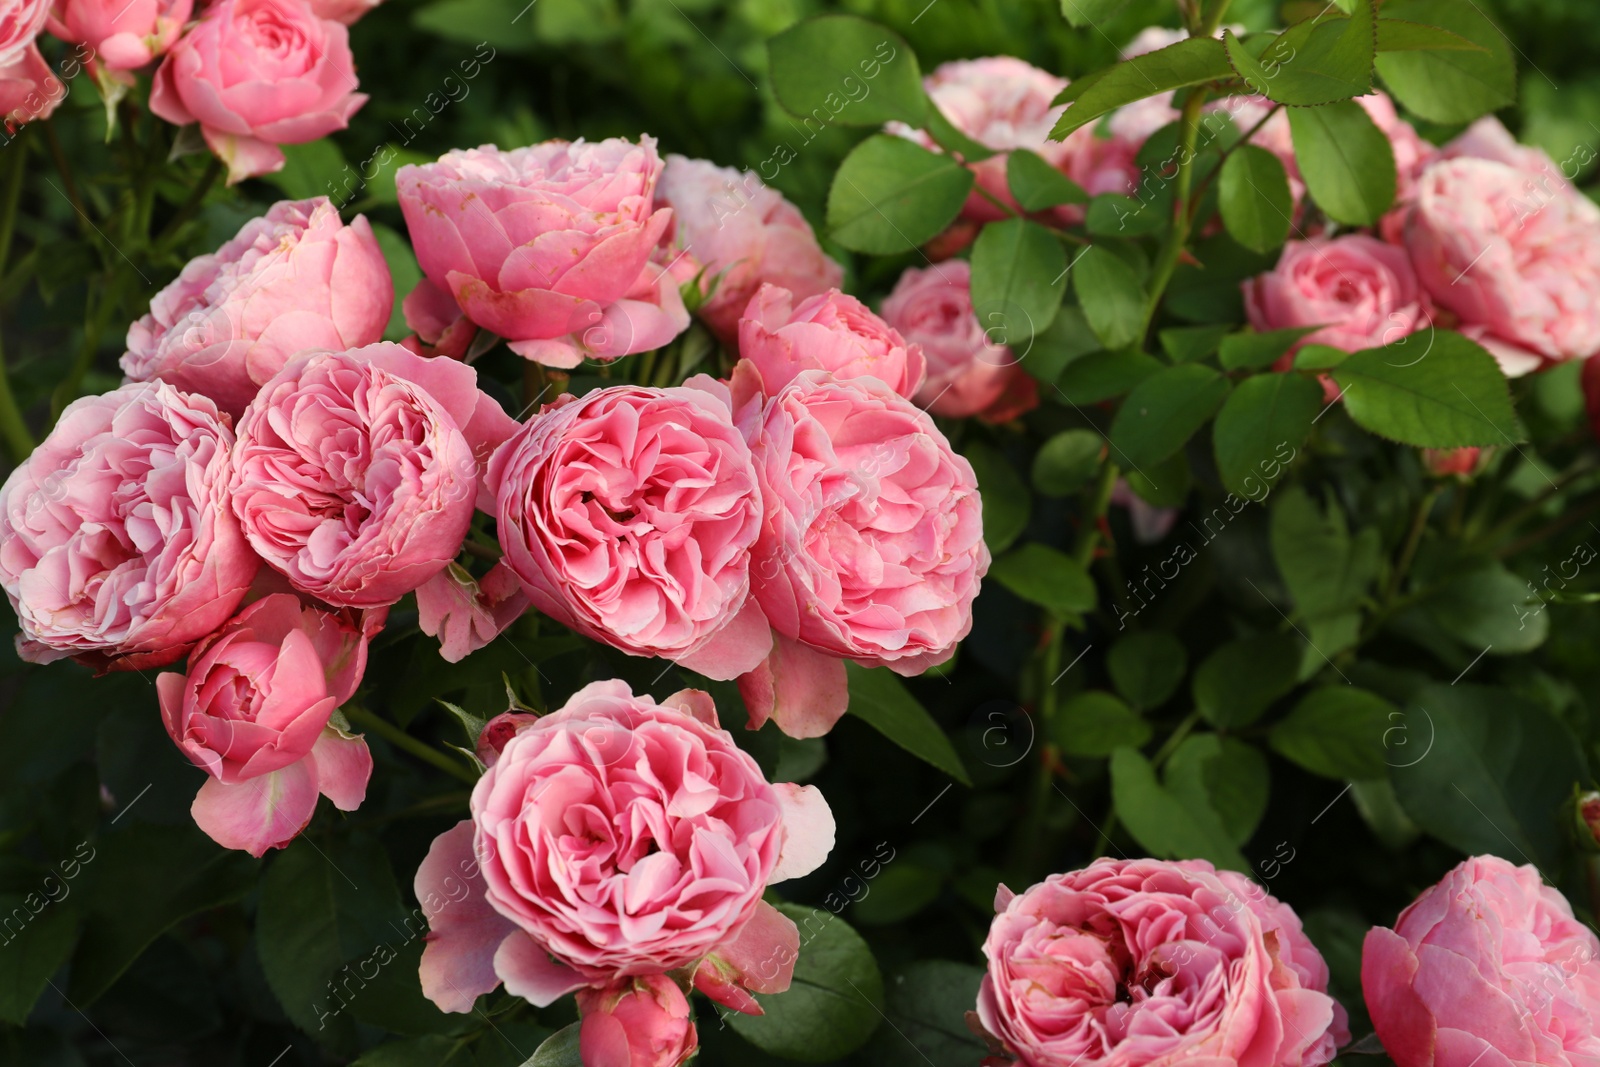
[1244, 235, 1432, 355]
[739, 284, 926, 399]
[397, 139, 689, 368]
[654, 155, 842, 345]
[230, 342, 516, 609]
[735, 366, 988, 737]
[577, 975, 698, 1067]
[47, 0, 189, 70]
[122, 198, 392, 418]
[1444, 115, 1567, 179]
[0, 0, 48, 66]
[1362, 855, 1600, 1067]
[0, 381, 258, 671]
[486, 377, 769, 680]
[158, 593, 380, 857]
[149, 0, 366, 184]
[0, 42, 60, 124]
[413, 681, 834, 1011]
[1405, 156, 1600, 371]
[414, 560, 528, 664]
[976, 858, 1349, 1067]
[880, 261, 1038, 422]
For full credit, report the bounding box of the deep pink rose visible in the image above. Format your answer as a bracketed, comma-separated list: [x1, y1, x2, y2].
[1405, 156, 1600, 371]
[413, 681, 834, 1011]
[577, 975, 698, 1067]
[654, 155, 842, 345]
[0, 42, 60, 124]
[158, 593, 380, 857]
[739, 284, 926, 399]
[0, 0, 47, 66]
[1363, 855, 1600, 1067]
[229, 342, 516, 609]
[1244, 235, 1432, 354]
[149, 0, 366, 184]
[486, 377, 769, 680]
[47, 0, 189, 70]
[735, 365, 988, 737]
[122, 198, 392, 419]
[397, 139, 689, 368]
[0, 381, 258, 671]
[976, 858, 1349, 1067]
[880, 261, 1039, 422]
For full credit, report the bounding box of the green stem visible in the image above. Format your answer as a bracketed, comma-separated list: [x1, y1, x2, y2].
[1474, 460, 1598, 551]
[344, 706, 480, 785]
[43, 121, 91, 238]
[1152, 709, 1202, 764]
[1073, 461, 1121, 567]
[0, 134, 34, 461]
[153, 157, 223, 248]
[1496, 494, 1600, 561]
[1138, 91, 1207, 342]
[1386, 488, 1440, 602]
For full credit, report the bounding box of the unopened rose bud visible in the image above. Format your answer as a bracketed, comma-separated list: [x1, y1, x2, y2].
[1422, 446, 1487, 479]
[576, 974, 697, 1067]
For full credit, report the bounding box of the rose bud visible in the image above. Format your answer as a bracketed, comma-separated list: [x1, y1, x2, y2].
[576, 975, 698, 1067]
[739, 284, 926, 399]
[47, 0, 190, 71]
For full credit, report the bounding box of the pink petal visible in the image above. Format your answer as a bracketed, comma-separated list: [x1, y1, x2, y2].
[310, 729, 372, 811]
[414, 821, 516, 1013]
[737, 635, 849, 739]
[1362, 926, 1437, 1067]
[579, 1012, 636, 1067]
[769, 782, 834, 883]
[704, 899, 799, 996]
[493, 929, 587, 1007]
[673, 596, 774, 681]
[190, 762, 319, 857]
[661, 688, 719, 728]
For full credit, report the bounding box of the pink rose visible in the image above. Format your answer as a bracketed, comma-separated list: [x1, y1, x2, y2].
[149, 0, 366, 184]
[0, 42, 60, 125]
[1362, 855, 1600, 1067]
[738, 284, 926, 399]
[1444, 115, 1566, 178]
[413, 680, 834, 1011]
[122, 198, 393, 418]
[1405, 156, 1600, 371]
[396, 139, 689, 368]
[736, 366, 988, 737]
[976, 858, 1349, 1067]
[486, 378, 769, 680]
[880, 261, 1039, 422]
[654, 155, 842, 345]
[229, 342, 516, 609]
[0, 0, 48, 66]
[158, 593, 380, 857]
[47, 0, 190, 70]
[1244, 235, 1432, 354]
[0, 381, 258, 671]
[577, 975, 698, 1067]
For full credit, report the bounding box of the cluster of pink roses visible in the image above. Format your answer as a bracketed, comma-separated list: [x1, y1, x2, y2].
[974, 853, 1600, 1067]
[1, 0, 372, 182]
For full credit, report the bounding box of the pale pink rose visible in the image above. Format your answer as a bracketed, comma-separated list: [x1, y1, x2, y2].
[230, 342, 517, 609]
[412, 681, 834, 1012]
[149, 0, 366, 184]
[397, 139, 689, 368]
[158, 593, 380, 857]
[880, 261, 1038, 422]
[305, 0, 378, 23]
[654, 155, 842, 345]
[976, 858, 1349, 1067]
[486, 377, 769, 680]
[47, 0, 190, 70]
[1405, 156, 1600, 367]
[0, 381, 259, 671]
[739, 284, 926, 399]
[0, 42, 60, 124]
[1444, 115, 1567, 180]
[1244, 235, 1432, 354]
[414, 560, 528, 663]
[1362, 855, 1600, 1067]
[0, 0, 48, 66]
[122, 198, 392, 418]
[577, 975, 698, 1067]
[735, 365, 988, 738]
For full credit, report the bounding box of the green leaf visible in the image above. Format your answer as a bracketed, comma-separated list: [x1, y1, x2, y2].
[262, 140, 347, 201]
[1025, 305, 1102, 383]
[1422, 560, 1549, 654]
[1218, 145, 1293, 253]
[1389, 684, 1588, 872]
[1166, 734, 1270, 846]
[1057, 351, 1163, 404]
[437, 699, 486, 749]
[922, 102, 998, 161]
[768, 16, 925, 127]
[1050, 38, 1236, 139]
[1007, 149, 1088, 212]
[533, 0, 620, 43]
[1375, 0, 1515, 123]
[852, 864, 943, 926]
[1270, 488, 1379, 624]
[1125, 450, 1192, 508]
[1223, 1, 1374, 106]
[845, 664, 971, 785]
[1058, 0, 1125, 28]
[528, 1024, 583, 1067]
[1032, 429, 1104, 497]
[1167, 235, 1276, 323]
[988, 544, 1098, 617]
[1218, 327, 1323, 371]
[1056, 691, 1151, 757]
[1110, 364, 1232, 468]
[1159, 324, 1232, 364]
[728, 903, 884, 1062]
[1375, 18, 1488, 53]
[826, 136, 974, 255]
[1193, 633, 1302, 728]
[1272, 687, 1397, 780]
[1107, 631, 1188, 709]
[962, 441, 1030, 554]
[1072, 245, 1146, 351]
[1294, 343, 1350, 371]
[1086, 194, 1168, 237]
[0, 895, 77, 1025]
[1288, 101, 1396, 226]
[1110, 747, 1249, 871]
[351, 1036, 475, 1067]
[866, 961, 987, 1067]
[970, 219, 1067, 343]
[1213, 373, 1320, 497]
[411, 0, 536, 50]
[1330, 331, 1523, 448]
